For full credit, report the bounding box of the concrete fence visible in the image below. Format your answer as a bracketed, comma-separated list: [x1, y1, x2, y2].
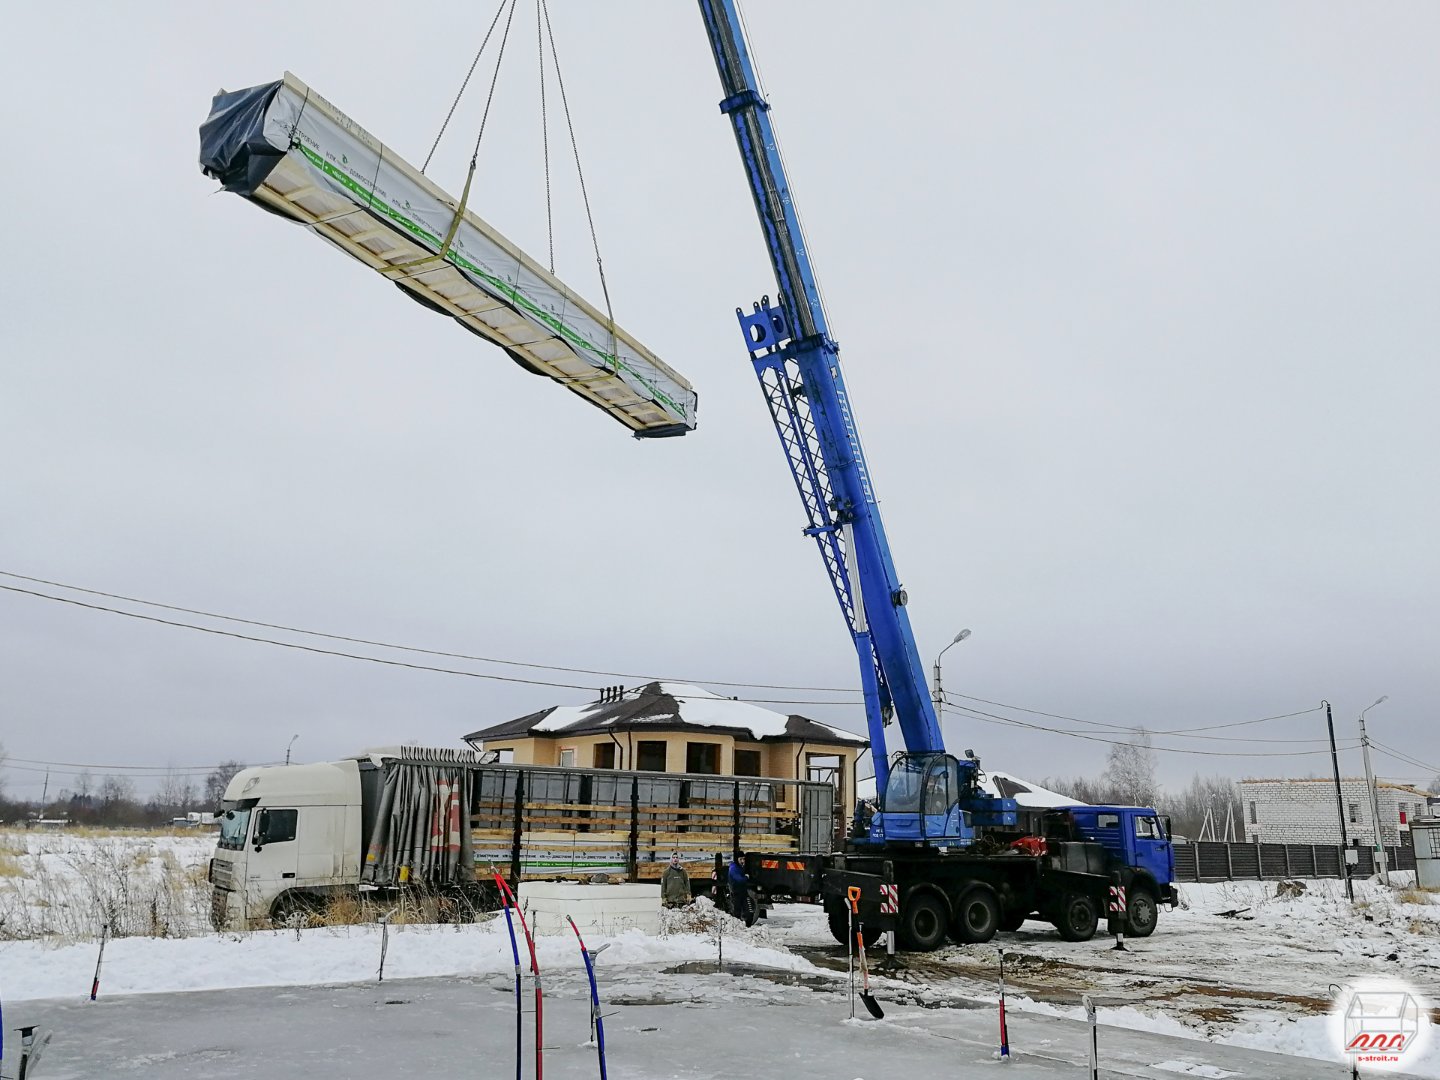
[1172, 840, 1415, 882]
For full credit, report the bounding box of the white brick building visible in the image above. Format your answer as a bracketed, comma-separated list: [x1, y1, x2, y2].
[1236, 778, 1431, 846]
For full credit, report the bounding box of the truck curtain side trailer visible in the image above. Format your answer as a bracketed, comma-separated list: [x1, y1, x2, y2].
[209, 748, 835, 929]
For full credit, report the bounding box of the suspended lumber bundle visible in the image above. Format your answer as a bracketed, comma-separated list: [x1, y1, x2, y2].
[200, 73, 697, 438]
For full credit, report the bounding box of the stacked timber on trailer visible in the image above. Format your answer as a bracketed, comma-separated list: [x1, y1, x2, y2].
[470, 768, 829, 882]
[199, 73, 697, 438]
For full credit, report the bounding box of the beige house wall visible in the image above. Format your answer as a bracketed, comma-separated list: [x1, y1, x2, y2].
[478, 729, 862, 823]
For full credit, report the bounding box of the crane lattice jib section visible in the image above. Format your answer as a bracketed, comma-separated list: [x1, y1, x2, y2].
[199, 74, 696, 439]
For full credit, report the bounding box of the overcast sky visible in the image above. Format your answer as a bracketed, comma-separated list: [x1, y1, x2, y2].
[2, 2, 1437, 802]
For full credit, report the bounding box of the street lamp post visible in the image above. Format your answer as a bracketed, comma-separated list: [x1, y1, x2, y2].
[931, 628, 972, 718]
[285, 734, 300, 767]
[1358, 695, 1389, 886]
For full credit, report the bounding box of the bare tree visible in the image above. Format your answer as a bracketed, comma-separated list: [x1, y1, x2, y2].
[1156, 773, 1243, 839]
[97, 774, 137, 825]
[154, 770, 198, 813]
[1102, 732, 1159, 808]
[1428, 775, 1440, 796]
[205, 760, 248, 808]
[0, 739, 7, 802]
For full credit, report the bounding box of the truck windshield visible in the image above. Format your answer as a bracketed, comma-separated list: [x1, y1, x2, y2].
[217, 809, 251, 851]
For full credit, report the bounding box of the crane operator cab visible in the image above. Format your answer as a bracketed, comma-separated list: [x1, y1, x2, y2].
[867, 751, 1018, 845]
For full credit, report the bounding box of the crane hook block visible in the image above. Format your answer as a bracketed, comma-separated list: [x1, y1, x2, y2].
[737, 299, 790, 356]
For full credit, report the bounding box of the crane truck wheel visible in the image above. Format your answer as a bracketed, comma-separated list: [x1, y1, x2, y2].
[827, 910, 881, 948]
[898, 892, 950, 951]
[947, 886, 1000, 944]
[1053, 892, 1099, 942]
[1126, 886, 1159, 937]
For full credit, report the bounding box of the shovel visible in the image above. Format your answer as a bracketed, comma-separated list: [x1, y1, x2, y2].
[847, 886, 884, 1019]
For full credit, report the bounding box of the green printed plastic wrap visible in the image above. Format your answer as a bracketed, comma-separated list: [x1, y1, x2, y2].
[201, 74, 697, 438]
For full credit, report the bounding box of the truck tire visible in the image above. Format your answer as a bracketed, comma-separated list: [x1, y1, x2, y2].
[1053, 892, 1099, 942]
[998, 910, 1028, 933]
[827, 910, 882, 948]
[899, 892, 950, 952]
[269, 890, 322, 925]
[1126, 886, 1158, 937]
[948, 887, 1000, 945]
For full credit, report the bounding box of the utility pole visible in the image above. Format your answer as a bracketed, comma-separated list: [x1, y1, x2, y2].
[1359, 696, 1390, 886]
[40, 769, 50, 811]
[285, 734, 300, 766]
[1324, 700, 1354, 901]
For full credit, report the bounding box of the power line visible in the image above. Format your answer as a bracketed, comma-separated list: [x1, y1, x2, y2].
[941, 699, 1364, 759]
[1370, 740, 1440, 776]
[0, 570, 862, 695]
[942, 695, 1330, 744]
[944, 692, 1322, 737]
[0, 582, 864, 709]
[4, 755, 256, 773]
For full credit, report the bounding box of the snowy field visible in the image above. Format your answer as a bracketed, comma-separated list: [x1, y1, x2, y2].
[2, 829, 1437, 1077]
[0, 828, 215, 941]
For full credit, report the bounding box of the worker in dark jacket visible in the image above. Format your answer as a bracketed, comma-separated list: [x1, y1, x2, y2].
[727, 853, 752, 924]
[660, 852, 690, 908]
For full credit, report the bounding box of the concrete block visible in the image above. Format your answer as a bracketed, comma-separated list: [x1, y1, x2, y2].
[517, 881, 662, 937]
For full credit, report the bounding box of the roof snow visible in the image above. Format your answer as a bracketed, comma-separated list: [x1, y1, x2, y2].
[981, 770, 1084, 808]
[465, 681, 867, 746]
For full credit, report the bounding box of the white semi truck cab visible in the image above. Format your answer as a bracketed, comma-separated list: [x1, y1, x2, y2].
[209, 758, 369, 929]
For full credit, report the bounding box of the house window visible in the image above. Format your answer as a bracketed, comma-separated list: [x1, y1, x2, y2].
[733, 749, 762, 777]
[493, 749, 514, 764]
[686, 743, 720, 775]
[1248, 802, 1257, 825]
[806, 753, 842, 786]
[1348, 802, 1359, 824]
[593, 743, 617, 769]
[558, 748, 576, 769]
[636, 741, 667, 772]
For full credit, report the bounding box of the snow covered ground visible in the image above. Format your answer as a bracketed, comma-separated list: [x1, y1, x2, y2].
[0, 828, 215, 941]
[3, 829, 1437, 1077]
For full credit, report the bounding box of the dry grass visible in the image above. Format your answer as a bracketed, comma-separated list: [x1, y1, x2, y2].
[0, 829, 212, 942]
[1397, 886, 1439, 906]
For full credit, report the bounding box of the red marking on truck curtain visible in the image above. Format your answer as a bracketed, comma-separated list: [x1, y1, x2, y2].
[430, 781, 462, 855]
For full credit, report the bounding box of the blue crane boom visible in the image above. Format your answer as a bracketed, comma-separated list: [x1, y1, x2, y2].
[697, 0, 944, 797]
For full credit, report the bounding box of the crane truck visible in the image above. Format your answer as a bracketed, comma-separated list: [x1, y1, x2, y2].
[698, 0, 1176, 949]
[202, 4, 1177, 947]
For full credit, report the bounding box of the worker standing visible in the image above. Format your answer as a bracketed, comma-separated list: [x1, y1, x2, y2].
[727, 853, 753, 924]
[660, 852, 691, 908]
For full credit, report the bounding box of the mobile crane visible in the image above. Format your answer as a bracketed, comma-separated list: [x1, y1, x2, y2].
[699, 0, 1176, 949]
